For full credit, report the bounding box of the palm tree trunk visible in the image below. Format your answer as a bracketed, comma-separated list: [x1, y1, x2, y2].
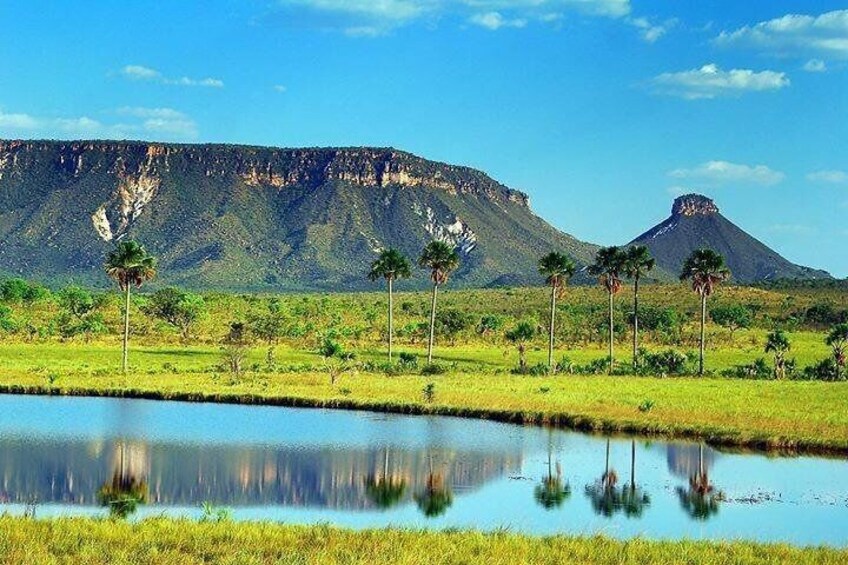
[548, 285, 556, 372]
[122, 284, 131, 373]
[387, 278, 394, 362]
[608, 290, 614, 373]
[699, 292, 707, 376]
[427, 283, 438, 365]
[632, 276, 639, 370]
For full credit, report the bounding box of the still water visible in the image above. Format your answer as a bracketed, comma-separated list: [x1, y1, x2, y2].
[0, 394, 845, 546]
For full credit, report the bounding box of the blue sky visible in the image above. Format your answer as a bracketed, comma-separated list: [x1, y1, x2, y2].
[1, 1, 846, 276]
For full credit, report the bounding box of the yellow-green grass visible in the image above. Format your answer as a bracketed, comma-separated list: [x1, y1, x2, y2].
[0, 517, 845, 565]
[2, 361, 846, 454]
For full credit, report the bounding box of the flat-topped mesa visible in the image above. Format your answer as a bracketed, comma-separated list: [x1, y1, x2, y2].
[672, 194, 719, 217]
[0, 140, 530, 207]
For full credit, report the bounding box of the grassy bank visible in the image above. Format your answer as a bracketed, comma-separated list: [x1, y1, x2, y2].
[2, 366, 846, 454]
[1, 517, 845, 565]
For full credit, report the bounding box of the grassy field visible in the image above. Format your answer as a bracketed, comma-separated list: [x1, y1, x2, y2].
[1, 517, 846, 565]
[2, 353, 846, 453]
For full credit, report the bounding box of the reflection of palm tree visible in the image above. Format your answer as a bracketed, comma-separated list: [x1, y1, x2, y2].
[675, 443, 721, 521]
[621, 440, 650, 518]
[415, 454, 453, 518]
[365, 448, 407, 510]
[97, 441, 149, 519]
[534, 435, 571, 510]
[585, 439, 649, 519]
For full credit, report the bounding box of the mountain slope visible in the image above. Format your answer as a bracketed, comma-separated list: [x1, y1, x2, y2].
[628, 194, 830, 283]
[0, 140, 597, 290]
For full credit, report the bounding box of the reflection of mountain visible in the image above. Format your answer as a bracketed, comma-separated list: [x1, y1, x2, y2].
[0, 439, 520, 509]
[666, 444, 717, 479]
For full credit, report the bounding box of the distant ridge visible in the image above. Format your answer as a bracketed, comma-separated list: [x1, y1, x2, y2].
[628, 194, 830, 283]
[0, 139, 597, 290]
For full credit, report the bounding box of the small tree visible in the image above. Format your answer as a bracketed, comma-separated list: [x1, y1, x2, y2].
[623, 245, 655, 369]
[221, 322, 249, 376]
[367, 248, 412, 362]
[764, 330, 790, 379]
[538, 251, 575, 372]
[680, 249, 730, 376]
[505, 320, 536, 372]
[248, 299, 289, 366]
[710, 304, 752, 340]
[826, 323, 848, 379]
[146, 287, 206, 341]
[588, 246, 627, 373]
[419, 241, 460, 365]
[477, 314, 505, 340]
[57, 286, 107, 342]
[105, 240, 157, 373]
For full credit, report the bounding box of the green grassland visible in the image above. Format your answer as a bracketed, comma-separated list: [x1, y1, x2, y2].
[2, 517, 846, 565]
[1, 283, 847, 453]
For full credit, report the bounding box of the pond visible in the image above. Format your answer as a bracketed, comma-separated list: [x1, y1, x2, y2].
[0, 394, 845, 546]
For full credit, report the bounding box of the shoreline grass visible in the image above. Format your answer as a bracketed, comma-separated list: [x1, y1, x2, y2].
[1, 368, 846, 455]
[1, 517, 845, 565]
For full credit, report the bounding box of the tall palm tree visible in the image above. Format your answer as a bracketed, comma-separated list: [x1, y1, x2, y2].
[588, 247, 627, 373]
[418, 241, 460, 365]
[765, 329, 790, 379]
[105, 240, 156, 373]
[538, 252, 575, 372]
[679, 249, 730, 375]
[623, 246, 655, 370]
[368, 249, 412, 362]
[826, 323, 848, 379]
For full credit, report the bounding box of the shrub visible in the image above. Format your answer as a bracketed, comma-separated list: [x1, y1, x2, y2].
[421, 364, 446, 376]
[640, 349, 689, 376]
[638, 399, 655, 412]
[799, 358, 844, 382]
[723, 358, 772, 380]
[422, 382, 436, 403]
[398, 352, 418, 368]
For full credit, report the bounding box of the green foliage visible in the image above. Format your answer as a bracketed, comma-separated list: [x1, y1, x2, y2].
[422, 382, 436, 403]
[639, 349, 689, 376]
[368, 249, 412, 283]
[476, 314, 505, 337]
[145, 287, 206, 339]
[710, 304, 752, 335]
[434, 309, 473, 341]
[800, 358, 844, 382]
[638, 399, 655, 412]
[724, 358, 773, 380]
[0, 278, 49, 303]
[418, 241, 460, 286]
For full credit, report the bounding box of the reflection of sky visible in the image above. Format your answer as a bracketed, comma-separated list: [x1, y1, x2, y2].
[0, 394, 846, 546]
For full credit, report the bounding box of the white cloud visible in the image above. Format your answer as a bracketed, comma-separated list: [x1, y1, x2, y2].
[0, 110, 40, 129]
[650, 63, 790, 99]
[807, 169, 848, 184]
[120, 64, 223, 88]
[274, 0, 632, 36]
[469, 11, 526, 30]
[666, 185, 690, 197]
[629, 16, 676, 43]
[0, 106, 198, 141]
[669, 160, 786, 186]
[273, 84, 288, 92]
[715, 9, 848, 58]
[803, 58, 827, 72]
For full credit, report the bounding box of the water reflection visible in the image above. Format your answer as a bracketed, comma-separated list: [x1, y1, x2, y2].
[534, 431, 571, 510]
[0, 395, 846, 546]
[585, 439, 650, 518]
[673, 443, 722, 521]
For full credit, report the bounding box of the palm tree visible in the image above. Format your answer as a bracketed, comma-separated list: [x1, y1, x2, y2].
[679, 249, 730, 376]
[368, 249, 412, 362]
[105, 240, 157, 373]
[538, 252, 575, 372]
[418, 241, 460, 365]
[765, 329, 790, 379]
[623, 246, 655, 370]
[588, 247, 627, 373]
[826, 323, 848, 379]
[505, 320, 536, 372]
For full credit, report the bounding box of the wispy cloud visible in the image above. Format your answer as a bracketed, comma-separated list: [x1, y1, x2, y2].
[669, 160, 786, 186]
[803, 58, 827, 72]
[715, 9, 848, 59]
[273, 0, 633, 36]
[273, 84, 288, 93]
[629, 16, 676, 43]
[120, 65, 224, 88]
[0, 106, 198, 140]
[650, 63, 789, 99]
[807, 169, 848, 184]
[469, 11, 526, 30]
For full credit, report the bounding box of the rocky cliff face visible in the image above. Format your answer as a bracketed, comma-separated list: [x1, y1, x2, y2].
[671, 194, 719, 217]
[0, 140, 593, 290]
